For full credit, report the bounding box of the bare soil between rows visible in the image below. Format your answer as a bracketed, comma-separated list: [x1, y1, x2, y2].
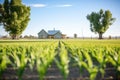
[1, 62, 119, 80]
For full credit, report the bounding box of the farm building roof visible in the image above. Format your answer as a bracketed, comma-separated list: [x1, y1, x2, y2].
[48, 30, 61, 35]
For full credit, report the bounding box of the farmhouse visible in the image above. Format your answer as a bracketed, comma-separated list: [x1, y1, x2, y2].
[38, 29, 66, 39]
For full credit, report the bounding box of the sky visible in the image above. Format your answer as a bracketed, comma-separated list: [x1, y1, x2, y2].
[0, 0, 120, 37]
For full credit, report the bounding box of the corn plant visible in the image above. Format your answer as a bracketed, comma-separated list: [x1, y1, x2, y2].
[9, 46, 28, 80]
[77, 49, 98, 80]
[0, 39, 120, 80]
[64, 42, 98, 80]
[106, 47, 120, 77]
[54, 42, 69, 80]
[0, 47, 10, 79]
[89, 47, 107, 78]
[66, 47, 84, 78]
[36, 44, 57, 80]
[27, 46, 37, 70]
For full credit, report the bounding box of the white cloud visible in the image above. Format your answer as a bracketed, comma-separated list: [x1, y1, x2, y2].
[30, 4, 47, 8]
[24, 3, 72, 8]
[56, 4, 72, 7]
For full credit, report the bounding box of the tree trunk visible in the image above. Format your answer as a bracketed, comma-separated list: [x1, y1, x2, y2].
[98, 33, 103, 39]
[11, 34, 17, 39]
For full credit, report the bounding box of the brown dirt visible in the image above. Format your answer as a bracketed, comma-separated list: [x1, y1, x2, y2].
[1, 62, 118, 80]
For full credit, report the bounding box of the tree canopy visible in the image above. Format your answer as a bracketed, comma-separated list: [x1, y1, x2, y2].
[1, 0, 30, 39]
[0, 4, 4, 24]
[87, 9, 115, 39]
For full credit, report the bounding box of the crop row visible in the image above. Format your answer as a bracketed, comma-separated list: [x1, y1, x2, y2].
[0, 41, 120, 80]
[0, 42, 58, 80]
[62, 41, 120, 80]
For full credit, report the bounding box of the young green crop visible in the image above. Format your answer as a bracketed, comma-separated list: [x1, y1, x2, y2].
[8, 46, 28, 80]
[89, 47, 107, 78]
[36, 44, 57, 80]
[0, 47, 10, 79]
[105, 47, 120, 77]
[65, 45, 98, 80]
[54, 41, 69, 80]
[0, 39, 120, 80]
[0, 41, 57, 80]
[63, 39, 120, 80]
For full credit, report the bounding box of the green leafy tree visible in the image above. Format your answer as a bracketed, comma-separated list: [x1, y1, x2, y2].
[3, 0, 30, 39]
[0, 4, 4, 25]
[87, 9, 115, 39]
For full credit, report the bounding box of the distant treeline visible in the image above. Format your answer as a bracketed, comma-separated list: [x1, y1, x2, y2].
[0, 35, 120, 39]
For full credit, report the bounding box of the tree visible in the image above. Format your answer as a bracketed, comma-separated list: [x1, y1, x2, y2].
[86, 9, 115, 39]
[0, 4, 2, 24]
[2, 0, 30, 39]
[0, 4, 4, 25]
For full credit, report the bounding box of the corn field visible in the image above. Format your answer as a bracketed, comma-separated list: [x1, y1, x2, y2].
[0, 39, 120, 80]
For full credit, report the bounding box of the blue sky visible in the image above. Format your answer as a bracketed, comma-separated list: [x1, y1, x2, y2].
[0, 0, 120, 37]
